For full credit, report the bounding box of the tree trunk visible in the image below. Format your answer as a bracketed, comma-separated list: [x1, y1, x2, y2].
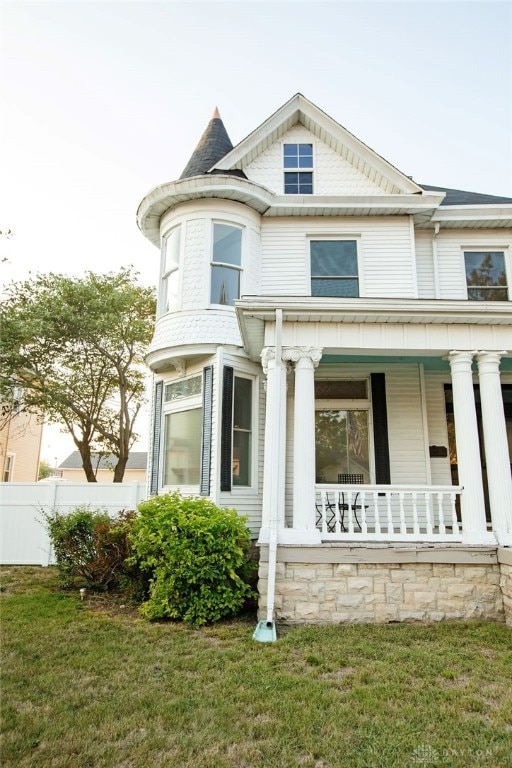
[78, 443, 97, 482]
[113, 455, 128, 483]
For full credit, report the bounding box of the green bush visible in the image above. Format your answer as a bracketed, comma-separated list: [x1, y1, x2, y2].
[43, 506, 140, 591]
[129, 493, 255, 626]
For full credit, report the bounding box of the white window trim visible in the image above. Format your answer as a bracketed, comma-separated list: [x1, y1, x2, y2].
[282, 141, 315, 194]
[230, 371, 259, 494]
[159, 225, 183, 316]
[307, 235, 363, 298]
[209, 220, 244, 309]
[461, 245, 511, 302]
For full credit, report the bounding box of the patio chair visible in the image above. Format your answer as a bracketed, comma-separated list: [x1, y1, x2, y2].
[337, 473, 366, 530]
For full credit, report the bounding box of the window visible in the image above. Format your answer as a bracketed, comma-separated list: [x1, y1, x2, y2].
[232, 377, 252, 486]
[284, 143, 313, 194]
[165, 376, 202, 402]
[315, 380, 371, 484]
[160, 227, 181, 314]
[162, 374, 203, 487]
[210, 223, 242, 306]
[310, 240, 359, 297]
[163, 409, 202, 485]
[464, 251, 508, 301]
[3, 454, 14, 483]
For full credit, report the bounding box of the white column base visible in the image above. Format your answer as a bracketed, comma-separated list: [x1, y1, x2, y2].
[494, 531, 512, 547]
[462, 529, 497, 546]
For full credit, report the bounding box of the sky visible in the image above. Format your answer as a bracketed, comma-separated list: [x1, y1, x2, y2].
[1, 0, 512, 465]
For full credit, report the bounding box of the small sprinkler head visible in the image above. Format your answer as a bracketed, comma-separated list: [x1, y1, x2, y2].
[79, 588, 86, 601]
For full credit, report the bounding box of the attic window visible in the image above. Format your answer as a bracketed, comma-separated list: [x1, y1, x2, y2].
[284, 143, 313, 194]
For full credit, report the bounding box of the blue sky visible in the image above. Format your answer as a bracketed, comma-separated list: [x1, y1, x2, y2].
[1, 0, 511, 461]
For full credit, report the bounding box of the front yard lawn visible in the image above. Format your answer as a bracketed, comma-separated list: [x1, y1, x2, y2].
[1, 566, 511, 768]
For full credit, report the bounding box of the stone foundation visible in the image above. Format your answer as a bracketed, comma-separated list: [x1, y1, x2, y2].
[258, 545, 509, 625]
[498, 548, 512, 627]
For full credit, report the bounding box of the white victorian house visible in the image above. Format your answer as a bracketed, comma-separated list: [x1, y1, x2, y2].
[137, 95, 512, 627]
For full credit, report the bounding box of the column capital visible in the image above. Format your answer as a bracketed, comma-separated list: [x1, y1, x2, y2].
[475, 351, 508, 371]
[447, 350, 477, 372]
[260, 347, 275, 375]
[282, 346, 323, 368]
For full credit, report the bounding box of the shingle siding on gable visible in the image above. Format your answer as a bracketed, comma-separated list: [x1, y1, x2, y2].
[260, 216, 415, 298]
[244, 125, 389, 196]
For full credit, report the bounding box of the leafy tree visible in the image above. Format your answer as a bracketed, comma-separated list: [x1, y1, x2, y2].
[0, 268, 155, 482]
[38, 459, 53, 480]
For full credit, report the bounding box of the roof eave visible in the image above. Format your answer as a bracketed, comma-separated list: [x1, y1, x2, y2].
[210, 93, 423, 196]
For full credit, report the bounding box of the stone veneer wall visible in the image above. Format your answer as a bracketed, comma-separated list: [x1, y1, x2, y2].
[498, 548, 512, 627]
[257, 546, 506, 625]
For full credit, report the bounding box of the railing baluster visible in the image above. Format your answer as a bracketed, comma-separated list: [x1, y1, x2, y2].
[347, 490, 354, 534]
[450, 491, 459, 536]
[386, 492, 394, 535]
[321, 491, 327, 535]
[399, 492, 406, 534]
[315, 484, 462, 540]
[360, 491, 367, 535]
[437, 492, 446, 535]
[412, 492, 419, 535]
[334, 490, 342, 534]
[425, 491, 433, 535]
[373, 491, 381, 535]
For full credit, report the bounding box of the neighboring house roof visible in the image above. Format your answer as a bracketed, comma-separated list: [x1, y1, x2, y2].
[419, 184, 512, 206]
[59, 451, 148, 470]
[180, 107, 235, 179]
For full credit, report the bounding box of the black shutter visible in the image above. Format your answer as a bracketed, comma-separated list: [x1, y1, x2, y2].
[150, 380, 163, 495]
[200, 366, 213, 496]
[371, 373, 391, 485]
[220, 366, 234, 492]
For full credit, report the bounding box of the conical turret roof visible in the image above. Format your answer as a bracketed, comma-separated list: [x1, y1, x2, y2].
[179, 108, 234, 179]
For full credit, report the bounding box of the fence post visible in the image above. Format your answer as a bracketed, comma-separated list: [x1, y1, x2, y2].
[40, 480, 59, 566]
[131, 481, 141, 511]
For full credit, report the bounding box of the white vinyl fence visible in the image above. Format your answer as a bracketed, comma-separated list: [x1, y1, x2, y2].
[0, 481, 147, 566]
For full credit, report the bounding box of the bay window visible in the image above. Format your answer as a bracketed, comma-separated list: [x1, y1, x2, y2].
[210, 223, 242, 306]
[160, 227, 181, 314]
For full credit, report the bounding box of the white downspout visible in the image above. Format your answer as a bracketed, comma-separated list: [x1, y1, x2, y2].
[265, 308, 283, 629]
[432, 223, 441, 299]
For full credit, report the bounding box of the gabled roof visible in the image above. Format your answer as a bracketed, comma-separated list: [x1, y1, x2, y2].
[180, 108, 235, 180]
[419, 184, 512, 206]
[59, 451, 148, 470]
[210, 93, 424, 196]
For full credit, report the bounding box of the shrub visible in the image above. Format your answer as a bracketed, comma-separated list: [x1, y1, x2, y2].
[43, 506, 139, 590]
[129, 493, 255, 626]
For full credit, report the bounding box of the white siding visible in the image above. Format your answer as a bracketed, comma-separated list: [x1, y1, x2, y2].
[415, 229, 435, 298]
[436, 229, 512, 299]
[260, 216, 415, 298]
[244, 124, 389, 196]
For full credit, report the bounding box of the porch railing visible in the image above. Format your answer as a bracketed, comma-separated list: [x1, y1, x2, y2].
[315, 484, 463, 542]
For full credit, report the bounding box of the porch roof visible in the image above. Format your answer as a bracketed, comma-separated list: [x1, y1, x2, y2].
[235, 296, 512, 361]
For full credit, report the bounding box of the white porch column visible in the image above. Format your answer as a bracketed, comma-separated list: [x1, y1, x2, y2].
[476, 351, 512, 546]
[258, 347, 287, 544]
[448, 351, 495, 545]
[282, 346, 322, 544]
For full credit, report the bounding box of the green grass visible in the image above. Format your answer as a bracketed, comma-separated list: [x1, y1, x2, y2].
[1, 567, 511, 768]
